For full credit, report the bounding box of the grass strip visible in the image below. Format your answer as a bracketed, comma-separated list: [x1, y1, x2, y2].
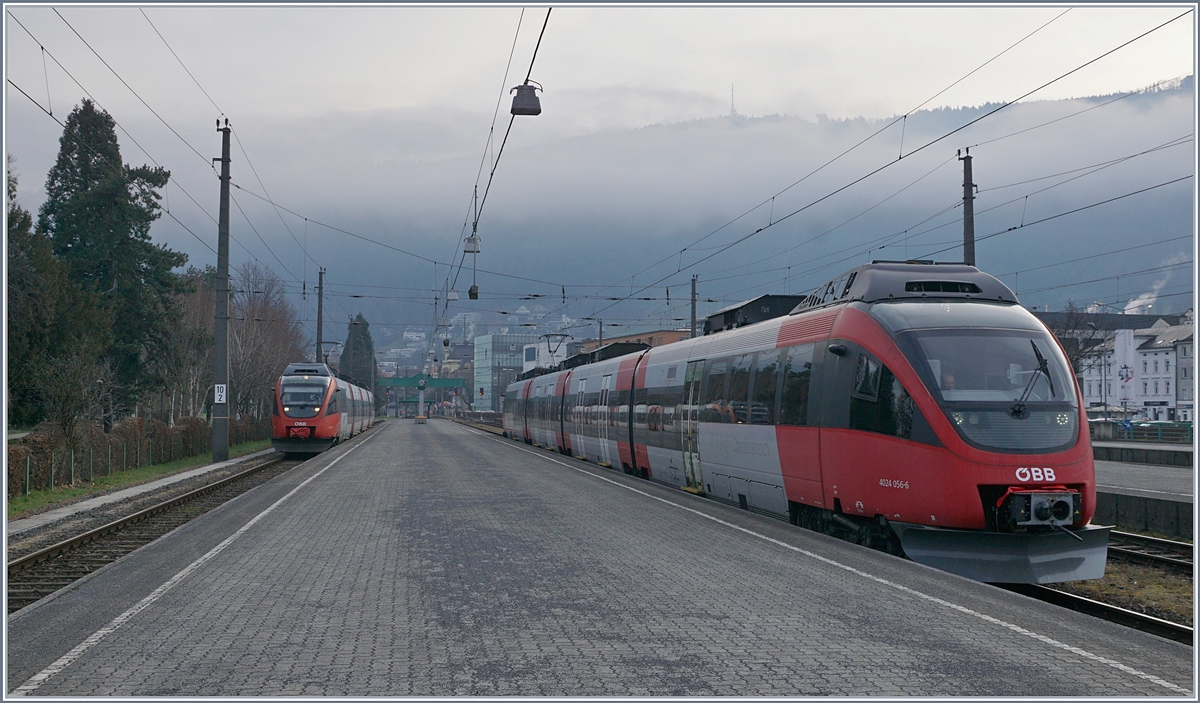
[7, 440, 273, 519]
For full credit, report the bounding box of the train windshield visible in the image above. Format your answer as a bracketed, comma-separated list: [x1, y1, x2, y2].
[280, 380, 328, 419]
[871, 302, 1078, 453]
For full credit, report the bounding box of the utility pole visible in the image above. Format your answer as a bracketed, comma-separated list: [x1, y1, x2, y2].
[959, 148, 976, 267]
[315, 268, 325, 363]
[690, 275, 698, 338]
[212, 120, 231, 462]
[598, 319, 604, 346]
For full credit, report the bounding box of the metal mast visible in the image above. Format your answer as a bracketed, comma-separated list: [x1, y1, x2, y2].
[212, 120, 231, 462]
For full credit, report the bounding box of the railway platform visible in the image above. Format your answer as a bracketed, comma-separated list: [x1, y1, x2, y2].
[6, 449, 275, 538]
[7, 420, 1191, 697]
[1091, 440, 1193, 468]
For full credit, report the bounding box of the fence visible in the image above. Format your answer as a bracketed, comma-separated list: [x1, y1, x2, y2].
[1090, 421, 1193, 444]
[460, 411, 503, 427]
[7, 416, 271, 498]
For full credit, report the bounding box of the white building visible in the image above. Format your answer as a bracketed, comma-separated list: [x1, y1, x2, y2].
[1178, 311, 1194, 421]
[1078, 313, 1194, 421]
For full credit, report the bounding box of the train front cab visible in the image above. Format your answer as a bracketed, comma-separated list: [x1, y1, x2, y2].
[272, 375, 339, 456]
[809, 299, 1108, 584]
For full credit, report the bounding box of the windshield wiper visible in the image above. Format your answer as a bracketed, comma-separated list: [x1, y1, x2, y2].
[1009, 340, 1056, 419]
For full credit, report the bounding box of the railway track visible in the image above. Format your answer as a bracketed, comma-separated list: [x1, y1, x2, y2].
[7, 456, 301, 615]
[999, 583, 1193, 645]
[1107, 530, 1193, 573]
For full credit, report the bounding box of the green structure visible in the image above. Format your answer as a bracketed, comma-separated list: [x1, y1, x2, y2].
[378, 375, 467, 416]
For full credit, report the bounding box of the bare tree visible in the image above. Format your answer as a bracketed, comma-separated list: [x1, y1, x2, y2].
[40, 341, 113, 450]
[176, 269, 216, 418]
[229, 262, 307, 418]
[1039, 302, 1112, 375]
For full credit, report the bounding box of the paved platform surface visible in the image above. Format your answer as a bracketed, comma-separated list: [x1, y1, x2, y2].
[6, 450, 276, 537]
[7, 420, 1193, 696]
[1095, 460, 1193, 503]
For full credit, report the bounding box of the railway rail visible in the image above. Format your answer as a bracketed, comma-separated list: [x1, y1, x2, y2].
[1106, 530, 1193, 573]
[1000, 583, 1193, 645]
[7, 456, 300, 615]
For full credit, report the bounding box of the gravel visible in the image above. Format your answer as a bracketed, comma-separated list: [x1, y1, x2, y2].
[7, 453, 279, 562]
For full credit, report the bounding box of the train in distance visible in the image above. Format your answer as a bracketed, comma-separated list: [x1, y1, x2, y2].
[271, 362, 375, 457]
[502, 261, 1109, 585]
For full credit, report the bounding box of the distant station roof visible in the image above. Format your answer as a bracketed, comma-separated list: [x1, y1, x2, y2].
[561, 342, 651, 370]
[703, 295, 808, 335]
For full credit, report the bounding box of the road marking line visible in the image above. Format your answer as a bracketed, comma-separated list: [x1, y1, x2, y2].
[10, 429, 383, 696]
[478, 429, 1191, 695]
[1096, 484, 1191, 499]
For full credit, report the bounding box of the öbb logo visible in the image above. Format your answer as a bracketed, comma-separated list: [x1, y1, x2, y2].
[1015, 467, 1056, 482]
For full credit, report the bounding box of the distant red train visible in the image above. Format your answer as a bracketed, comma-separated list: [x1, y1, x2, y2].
[503, 262, 1110, 584]
[271, 362, 375, 457]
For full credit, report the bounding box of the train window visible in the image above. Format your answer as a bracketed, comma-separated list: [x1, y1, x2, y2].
[779, 344, 814, 426]
[853, 353, 881, 401]
[727, 354, 753, 423]
[701, 359, 731, 423]
[850, 363, 916, 440]
[751, 349, 780, 425]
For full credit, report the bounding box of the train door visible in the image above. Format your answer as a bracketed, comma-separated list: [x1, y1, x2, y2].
[599, 374, 613, 467]
[682, 360, 705, 494]
[571, 377, 587, 459]
[556, 371, 572, 455]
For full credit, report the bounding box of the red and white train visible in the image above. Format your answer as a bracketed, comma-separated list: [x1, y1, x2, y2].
[503, 262, 1109, 584]
[271, 362, 375, 457]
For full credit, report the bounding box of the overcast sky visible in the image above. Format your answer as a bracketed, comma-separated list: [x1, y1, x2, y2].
[5, 3, 1196, 345]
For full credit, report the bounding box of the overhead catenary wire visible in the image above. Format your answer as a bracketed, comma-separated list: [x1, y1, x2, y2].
[53, 8, 214, 171]
[582, 11, 1193, 324]
[699, 134, 1194, 289]
[515, 9, 1188, 336]
[8, 12, 220, 229]
[914, 175, 1194, 260]
[567, 7, 1077, 309]
[14, 10, 302, 295]
[139, 8, 223, 116]
[6, 11, 318, 329]
[6, 76, 220, 257]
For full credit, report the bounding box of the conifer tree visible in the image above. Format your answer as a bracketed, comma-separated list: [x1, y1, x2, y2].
[36, 99, 188, 410]
[340, 313, 376, 390]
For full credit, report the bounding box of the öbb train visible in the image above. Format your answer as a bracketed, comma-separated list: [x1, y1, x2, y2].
[502, 262, 1109, 584]
[271, 362, 375, 457]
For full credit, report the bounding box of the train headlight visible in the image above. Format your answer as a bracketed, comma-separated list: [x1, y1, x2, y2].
[1051, 499, 1072, 521]
[1056, 413, 1070, 426]
[968, 413, 979, 425]
[952, 412, 965, 425]
[283, 407, 290, 412]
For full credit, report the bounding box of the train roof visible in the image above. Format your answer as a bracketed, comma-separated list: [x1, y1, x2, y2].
[790, 261, 1018, 314]
[282, 362, 335, 377]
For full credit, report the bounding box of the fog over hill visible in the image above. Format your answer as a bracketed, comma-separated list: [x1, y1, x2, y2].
[11, 77, 1193, 347]
[274, 77, 1193, 345]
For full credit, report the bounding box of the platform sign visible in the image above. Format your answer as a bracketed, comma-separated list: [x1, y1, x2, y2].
[214, 384, 227, 404]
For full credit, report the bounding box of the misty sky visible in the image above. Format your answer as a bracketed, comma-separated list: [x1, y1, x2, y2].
[5, 4, 1196, 348]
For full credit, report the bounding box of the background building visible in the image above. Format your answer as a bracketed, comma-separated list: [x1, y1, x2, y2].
[474, 334, 539, 412]
[1038, 309, 1194, 422]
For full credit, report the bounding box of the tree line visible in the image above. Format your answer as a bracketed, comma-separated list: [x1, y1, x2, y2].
[7, 99, 309, 449]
